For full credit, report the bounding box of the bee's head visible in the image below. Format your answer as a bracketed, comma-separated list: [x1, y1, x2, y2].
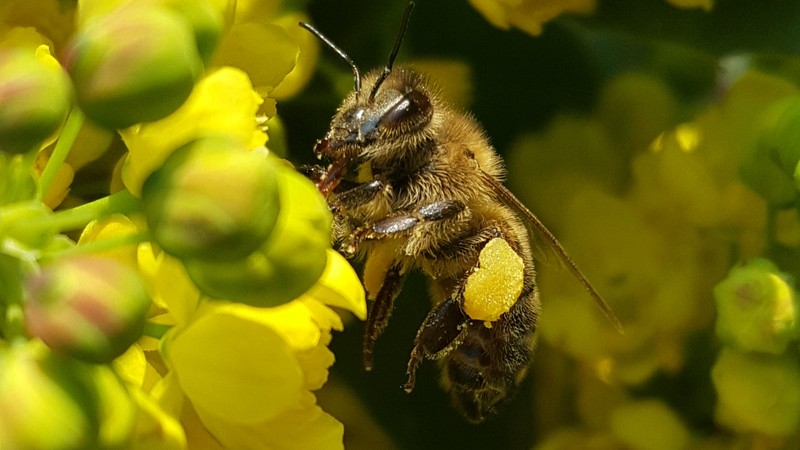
[301, 3, 428, 169]
[316, 68, 433, 162]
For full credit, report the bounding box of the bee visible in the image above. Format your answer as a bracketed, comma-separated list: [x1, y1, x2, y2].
[299, 2, 622, 423]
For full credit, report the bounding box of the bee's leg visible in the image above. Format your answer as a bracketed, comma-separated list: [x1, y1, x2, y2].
[342, 200, 465, 255]
[404, 296, 470, 393]
[331, 179, 385, 212]
[403, 225, 506, 392]
[363, 261, 407, 371]
[297, 164, 327, 183]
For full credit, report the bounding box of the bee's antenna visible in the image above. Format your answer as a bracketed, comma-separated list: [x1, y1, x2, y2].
[369, 2, 415, 103]
[299, 21, 362, 95]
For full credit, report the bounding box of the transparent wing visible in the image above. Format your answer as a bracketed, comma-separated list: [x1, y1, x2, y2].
[480, 172, 624, 334]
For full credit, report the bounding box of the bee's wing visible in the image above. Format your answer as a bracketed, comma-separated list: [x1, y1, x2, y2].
[480, 172, 624, 334]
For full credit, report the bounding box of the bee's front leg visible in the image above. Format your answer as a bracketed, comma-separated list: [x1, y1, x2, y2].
[363, 260, 407, 371]
[342, 199, 465, 256]
[330, 179, 386, 213]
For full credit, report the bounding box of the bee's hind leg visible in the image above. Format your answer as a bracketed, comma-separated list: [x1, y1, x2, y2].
[404, 296, 470, 393]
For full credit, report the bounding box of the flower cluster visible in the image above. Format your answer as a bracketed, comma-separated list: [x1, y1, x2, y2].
[507, 56, 800, 450]
[0, 1, 366, 449]
[468, 0, 714, 36]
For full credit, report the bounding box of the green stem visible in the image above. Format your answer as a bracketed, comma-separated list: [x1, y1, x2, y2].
[37, 108, 84, 201]
[40, 231, 150, 262]
[44, 190, 140, 233]
[143, 321, 172, 340]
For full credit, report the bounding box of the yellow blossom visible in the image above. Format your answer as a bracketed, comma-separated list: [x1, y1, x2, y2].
[468, 0, 596, 36]
[120, 67, 269, 196]
[140, 248, 364, 449]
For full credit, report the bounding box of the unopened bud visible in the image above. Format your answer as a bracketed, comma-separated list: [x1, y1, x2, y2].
[0, 47, 71, 155]
[24, 255, 150, 364]
[184, 165, 330, 306]
[714, 258, 799, 354]
[64, 3, 203, 129]
[0, 342, 136, 449]
[141, 136, 280, 261]
[712, 348, 800, 436]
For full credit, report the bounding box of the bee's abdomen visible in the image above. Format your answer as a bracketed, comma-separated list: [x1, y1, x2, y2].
[443, 286, 539, 423]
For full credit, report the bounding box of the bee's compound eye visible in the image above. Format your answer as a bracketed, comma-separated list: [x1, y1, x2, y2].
[379, 90, 431, 129]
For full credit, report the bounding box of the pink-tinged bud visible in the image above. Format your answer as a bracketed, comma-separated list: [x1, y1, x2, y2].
[141, 136, 281, 261]
[64, 3, 203, 129]
[24, 255, 150, 364]
[0, 48, 71, 155]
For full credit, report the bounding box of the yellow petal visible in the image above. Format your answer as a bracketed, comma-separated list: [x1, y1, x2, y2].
[295, 331, 334, 391]
[664, 0, 713, 10]
[130, 387, 187, 450]
[208, 301, 323, 351]
[78, 214, 140, 267]
[211, 22, 298, 96]
[113, 344, 147, 387]
[304, 249, 367, 321]
[168, 305, 304, 424]
[121, 67, 265, 196]
[269, 13, 320, 100]
[301, 299, 344, 332]
[194, 392, 344, 450]
[138, 244, 200, 324]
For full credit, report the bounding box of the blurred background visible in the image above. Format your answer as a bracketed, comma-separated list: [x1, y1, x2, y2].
[282, 1, 800, 449]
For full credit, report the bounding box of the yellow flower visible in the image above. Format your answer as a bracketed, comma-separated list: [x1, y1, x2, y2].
[120, 67, 268, 196]
[147, 249, 365, 449]
[0, 0, 76, 50]
[468, 0, 596, 36]
[664, 0, 713, 11]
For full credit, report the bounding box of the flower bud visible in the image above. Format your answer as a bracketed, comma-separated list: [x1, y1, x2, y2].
[714, 258, 799, 354]
[759, 97, 800, 174]
[0, 47, 71, 155]
[741, 97, 800, 205]
[162, 0, 227, 63]
[141, 136, 280, 261]
[64, 3, 203, 129]
[183, 165, 331, 306]
[24, 255, 150, 364]
[0, 342, 136, 449]
[712, 348, 800, 436]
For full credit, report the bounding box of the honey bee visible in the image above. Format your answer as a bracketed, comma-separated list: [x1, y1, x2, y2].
[299, 2, 622, 423]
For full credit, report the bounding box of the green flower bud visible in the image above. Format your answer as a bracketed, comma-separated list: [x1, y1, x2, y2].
[24, 255, 150, 364]
[0, 342, 95, 450]
[184, 165, 331, 306]
[741, 96, 800, 205]
[142, 136, 280, 261]
[0, 48, 71, 155]
[714, 258, 799, 354]
[610, 400, 689, 450]
[64, 3, 203, 129]
[162, 0, 226, 63]
[712, 348, 800, 436]
[758, 97, 800, 175]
